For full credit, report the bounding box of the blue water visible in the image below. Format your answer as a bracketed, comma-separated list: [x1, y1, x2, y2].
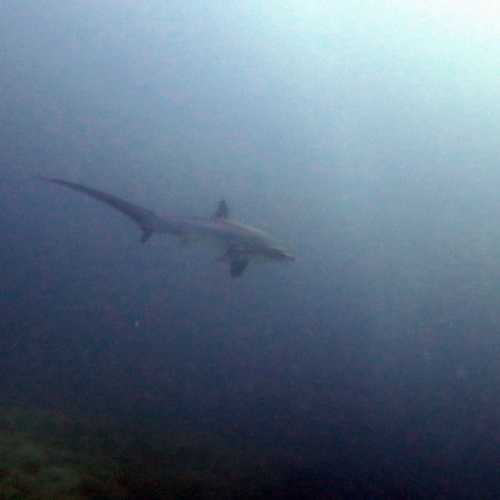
[1, 2, 500, 498]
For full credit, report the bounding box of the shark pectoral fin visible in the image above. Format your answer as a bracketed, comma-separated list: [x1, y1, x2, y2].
[230, 258, 249, 278]
[141, 229, 153, 243]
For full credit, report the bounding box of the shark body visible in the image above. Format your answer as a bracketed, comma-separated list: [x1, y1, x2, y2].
[42, 177, 294, 277]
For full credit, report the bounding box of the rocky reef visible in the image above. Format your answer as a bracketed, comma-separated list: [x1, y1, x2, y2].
[0, 406, 290, 499]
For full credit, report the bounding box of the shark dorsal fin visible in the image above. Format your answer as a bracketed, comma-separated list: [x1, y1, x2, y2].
[213, 199, 229, 219]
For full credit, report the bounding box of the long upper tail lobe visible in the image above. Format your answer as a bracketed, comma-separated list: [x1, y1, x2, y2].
[40, 177, 162, 242]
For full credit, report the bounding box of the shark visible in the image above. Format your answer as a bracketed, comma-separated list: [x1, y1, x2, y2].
[41, 177, 294, 277]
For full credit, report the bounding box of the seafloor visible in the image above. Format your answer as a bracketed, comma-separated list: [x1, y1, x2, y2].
[0, 406, 298, 500]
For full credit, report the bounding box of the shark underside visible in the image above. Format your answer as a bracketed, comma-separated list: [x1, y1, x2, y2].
[40, 177, 294, 278]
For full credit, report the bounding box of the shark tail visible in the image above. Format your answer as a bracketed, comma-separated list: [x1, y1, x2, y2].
[39, 176, 161, 243]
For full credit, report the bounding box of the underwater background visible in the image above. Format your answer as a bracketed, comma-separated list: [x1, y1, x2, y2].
[1, 1, 500, 498]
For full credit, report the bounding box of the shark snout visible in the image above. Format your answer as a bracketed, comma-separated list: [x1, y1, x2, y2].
[272, 248, 295, 261]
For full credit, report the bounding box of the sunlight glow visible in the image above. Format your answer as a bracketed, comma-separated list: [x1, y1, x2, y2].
[409, 0, 500, 37]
